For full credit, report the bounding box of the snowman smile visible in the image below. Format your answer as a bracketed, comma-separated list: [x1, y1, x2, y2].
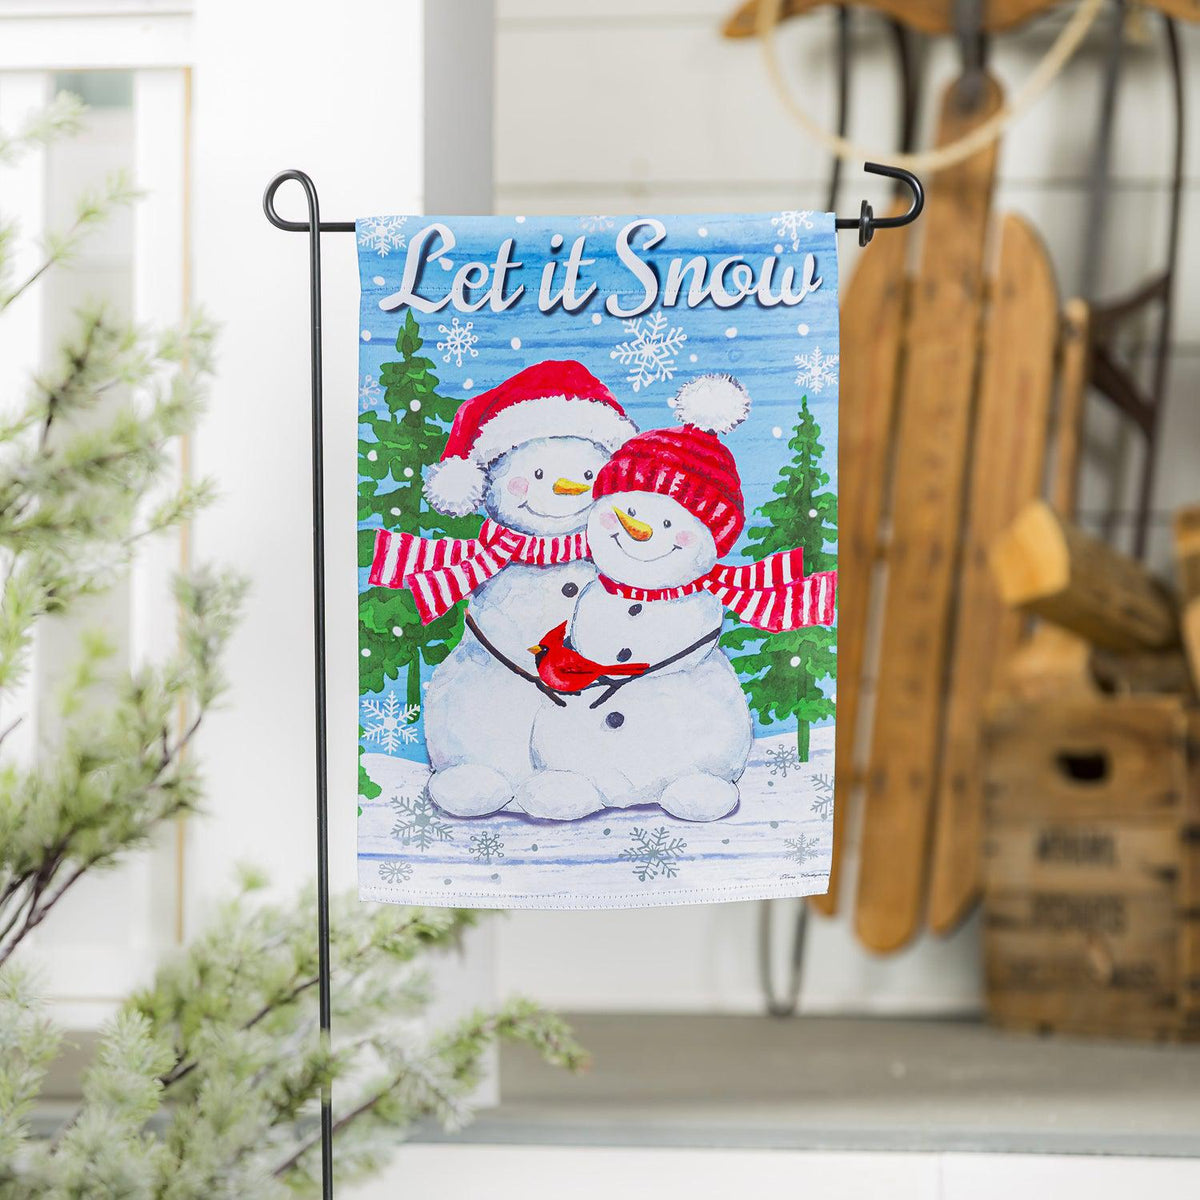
[610, 532, 679, 562]
[520, 499, 589, 519]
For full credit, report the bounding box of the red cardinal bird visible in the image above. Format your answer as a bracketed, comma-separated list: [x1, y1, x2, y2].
[529, 622, 649, 694]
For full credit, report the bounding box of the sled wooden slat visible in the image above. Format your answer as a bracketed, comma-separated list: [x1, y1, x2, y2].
[810, 203, 910, 917]
[928, 214, 1059, 935]
[1051, 298, 1091, 518]
[855, 79, 1003, 952]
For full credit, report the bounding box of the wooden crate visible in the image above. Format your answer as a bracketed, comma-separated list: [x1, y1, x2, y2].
[982, 696, 1200, 1040]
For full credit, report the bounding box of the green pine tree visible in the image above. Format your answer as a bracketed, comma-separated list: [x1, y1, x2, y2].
[725, 395, 837, 762]
[357, 311, 481, 714]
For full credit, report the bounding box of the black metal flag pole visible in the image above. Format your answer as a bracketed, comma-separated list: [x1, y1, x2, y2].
[262, 161, 923, 1198]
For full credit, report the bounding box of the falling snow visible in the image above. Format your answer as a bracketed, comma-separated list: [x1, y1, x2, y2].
[436, 316, 479, 368]
[359, 373, 382, 411]
[579, 215, 615, 232]
[390, 793, 454, 850]
[358, 215, 408, 257]
[767, 744, 800, 778]
[361, 692, 421, 753]
[810, 774, 834, 820]
[784, 833, 818, 866]
[468, 832, 505, 864]
[611, 312, 687, 393]
[794, 346, 839, 395]
[771, 210, 815, 251]
[378, 859, 413, 885]
[620, 826, 687, 882]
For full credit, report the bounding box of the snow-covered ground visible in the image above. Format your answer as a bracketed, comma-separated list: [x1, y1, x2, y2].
[358, 726, 833, 910]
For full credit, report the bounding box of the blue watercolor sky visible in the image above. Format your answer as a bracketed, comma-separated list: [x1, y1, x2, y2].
[357, 211, 839, 758]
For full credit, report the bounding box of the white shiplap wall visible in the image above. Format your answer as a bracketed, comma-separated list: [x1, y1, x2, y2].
[491, 0, 1200, 1014]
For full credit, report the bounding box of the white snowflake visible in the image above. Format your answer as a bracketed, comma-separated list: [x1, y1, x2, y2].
[359, 373, 382, 411]
[390, 793, 453, 850]
[784, 833, 818, 866]
[767, 744, 800, 778]
[436, 316, 479, 368]
[358, 215, 408, 257]
[810, 774, 834, 820]
[620, 826, 687, 883]
[771, 209, 815, 251]
[794, 346, 839, 395]
[378, 859, 413, 884]
[468, 832, 505, 864]
[361, 692, 420, 753]
[579, 215, 615, 232]
[611, 312, 687, 393]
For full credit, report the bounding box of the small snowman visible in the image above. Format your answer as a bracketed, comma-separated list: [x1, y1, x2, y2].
[522, 374, 837, 822]
[368, 360, 636, 817]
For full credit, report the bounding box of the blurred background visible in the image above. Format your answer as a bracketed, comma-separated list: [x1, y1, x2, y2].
[3, 0, 1200, 1195]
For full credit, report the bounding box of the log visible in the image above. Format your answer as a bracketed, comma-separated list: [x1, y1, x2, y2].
[1174, 506, 1200, 692]
[998, 627, 1098, 703]
[990, 500, 1178, 651]
[998, 626, 1191, 701]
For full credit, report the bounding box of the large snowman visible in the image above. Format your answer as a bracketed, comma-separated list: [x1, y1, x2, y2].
[368, 361, 636, 817]
[521, 374, 837, 822]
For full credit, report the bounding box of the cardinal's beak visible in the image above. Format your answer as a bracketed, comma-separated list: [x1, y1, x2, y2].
[528, 643, 544, 656]
[613, 507, 654, 542]
[552, 477, 591, 496]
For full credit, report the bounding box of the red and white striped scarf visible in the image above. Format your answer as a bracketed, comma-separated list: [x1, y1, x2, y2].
[598, 547, 836, 633]
[369, 519, 588, 625]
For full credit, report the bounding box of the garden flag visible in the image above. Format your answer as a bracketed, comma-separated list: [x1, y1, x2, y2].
[357, 211, 839, 909]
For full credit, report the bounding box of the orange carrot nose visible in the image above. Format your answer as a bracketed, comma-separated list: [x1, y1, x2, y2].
[552, 477, 590, 496]
[613, 507, 653, 542]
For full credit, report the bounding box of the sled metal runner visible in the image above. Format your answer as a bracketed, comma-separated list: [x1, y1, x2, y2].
[262, 164, 922, 1198]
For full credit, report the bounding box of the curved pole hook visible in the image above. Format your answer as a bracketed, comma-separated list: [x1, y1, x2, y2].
[835, 161, 925, 247]
[263, 169, 355, 234]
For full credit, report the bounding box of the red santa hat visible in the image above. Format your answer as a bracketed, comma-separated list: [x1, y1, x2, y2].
[592, 374, 751, 556]
[425, 359, 636, 517]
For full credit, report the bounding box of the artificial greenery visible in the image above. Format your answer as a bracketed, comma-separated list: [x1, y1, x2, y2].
[726, 396, 838, 761]
[0, 97, 583, 1197]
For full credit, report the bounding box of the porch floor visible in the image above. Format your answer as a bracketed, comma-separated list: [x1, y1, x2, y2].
[426, 1014, 1200, 1156]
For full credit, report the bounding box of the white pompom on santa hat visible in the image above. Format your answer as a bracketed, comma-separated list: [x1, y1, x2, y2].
[424, 359, 637, 516]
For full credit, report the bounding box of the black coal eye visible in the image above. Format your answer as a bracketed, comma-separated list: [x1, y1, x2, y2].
[534, 468, 543, 480]
[663, 519, 672, 528]
[628, 508, 636, 517]
[584, 470, 593, 480]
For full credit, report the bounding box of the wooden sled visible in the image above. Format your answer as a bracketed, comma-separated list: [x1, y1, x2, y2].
[816, 75, 1089, 950]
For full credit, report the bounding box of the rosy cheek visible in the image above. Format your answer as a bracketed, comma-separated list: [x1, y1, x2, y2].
[674, 530, 696, 548]
[507, 476, 529, 498]
[597, 510, 618, 530]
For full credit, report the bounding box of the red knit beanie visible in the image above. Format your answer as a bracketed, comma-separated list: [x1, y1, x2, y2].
[593, 374, 751, 556]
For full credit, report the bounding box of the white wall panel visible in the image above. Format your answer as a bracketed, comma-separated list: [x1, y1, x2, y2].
[497, 15, 1200, 189]
[492, 0, 1200, 1015]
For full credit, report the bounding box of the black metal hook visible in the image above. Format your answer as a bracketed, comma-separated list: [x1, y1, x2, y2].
[263, 169, 354, 234]
[267, 163, 923, 249]
[835, 161, 925, 247]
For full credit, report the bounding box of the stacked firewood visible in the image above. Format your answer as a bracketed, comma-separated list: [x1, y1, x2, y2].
[980, 501, 1200, 1040]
